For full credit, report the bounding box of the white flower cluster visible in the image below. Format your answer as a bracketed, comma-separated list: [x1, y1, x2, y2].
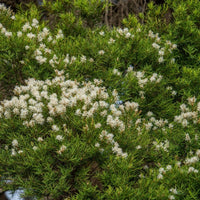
[37, 27, 50, 42]
[157, 165, 172, 180]
[148, 30, 177, 64]
[10, 139, 24, 156]
[188, 167, 198, 173]
[174, 98, 200, 127]
[108, 37, 115, 44]
[153, 140, 169, 152]
[98, 130, 128, 158]
[168, 187, 178, 200]
[56, 29, 64, 40]
[22, 22, 32, 32]
[135, 111, 169, 135]
[113, 68, 121, 76]
[0, 70, 136, 158]
[166, 86, 177, 97]
[0, 23, 12, 37]
[116, 28, 134, 39]
[0, 3, 12, 17]
[184, 149, 200, 165]
[126, 70, 163, 89]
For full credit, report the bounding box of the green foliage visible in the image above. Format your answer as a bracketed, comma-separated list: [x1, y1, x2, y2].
[0, 0, 200, 199]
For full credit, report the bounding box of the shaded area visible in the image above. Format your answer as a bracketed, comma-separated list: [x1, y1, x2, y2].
[0, 192, 8, 200]
[0, 0, 39, 12]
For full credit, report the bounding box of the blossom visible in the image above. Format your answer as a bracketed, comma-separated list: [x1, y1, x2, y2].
[27, 33, 36, 39]
[11, 149, 17, 156]
[95, 143, 100, 148]
[32, 18, 39, 27]
[125, 32, 131, 38]
[157, 173, 163, 179]
[5, 31, 12, 37]
[12, 139, 18, 147]
[57, 145, 67, 154]
[52, 125, 59, 132]
[56, 135, 64, 141]
[33, 146, 38, 151]
[98, 50, 105, 55]
[25, 45, 30, 50]
[108, 38, 115, 44]
[38, 137, 43, 142]
[158, 57, 164, 63]
[80, 55, 86, 63]
[168, 195, 175, 200]
[22, 22, 32, 32]
[35, 56, 47, 65]
[152, 42, 160, 49]
[95, 123, 101, 129]
[99, 31, 104, 36]
[170, 188, 178, 194]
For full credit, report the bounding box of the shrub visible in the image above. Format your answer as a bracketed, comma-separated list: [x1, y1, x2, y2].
[0, 0, 200, 199]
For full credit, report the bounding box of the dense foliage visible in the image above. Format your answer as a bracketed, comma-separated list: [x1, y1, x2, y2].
[0, 0, 200, 199]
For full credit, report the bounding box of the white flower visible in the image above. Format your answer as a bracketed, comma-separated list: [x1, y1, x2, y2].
[35, 56, 47, 65]
[37, 137, 43, 142]
[11, 16, 15, 20]
[12, 139, 18, 147]
[99, 31, 104, 36]
[158, 50, 164, 56]
[57, 145, 67, 154]
[157, 173, 163, 179]
[89, 58, 94, 62]
[22, 22, 32, 32]
[56, 29, 64, 39]
[52, 125, 59, 132]
[159, 168, 165, 174]
[136, 145, 141, 150]
[125, 32, 131, 38]
[95, 123, 101, 129]
[196, 149, 200, 157]
[48, 36, 53, 42]
[152, 42, 160, 49]
[166, 165, 172, 171]
[172, 44, 177, 49]
[27, 33, 36, 39]
[188, 167, 198, 173]
[95, 143, 100, 148]
[11, 149, 17, 156]
[170, 188, 178, 194]
[80, 55, 86, 63]
[171, 91, 177, 96]
[147, 111, 153, 117]
[168, 195, 175, 200]
[33, 146, 38, 151]
[1, 27, 6, 34]
[18, 150, 23, 154]
[185, 133, 191, 142]
[122, 152, 128, 158]
[108, 38, 115, 44]
[32, 18, 39, 27]
[113, 69, 121, 76]
[56, 135, 64, 141]
[98, 50, 105, 55]
[188, 96, 196, 106]
[25, 45, 30, 50]
[5, 32, 12, 37]
[158, 57, 164, 63]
